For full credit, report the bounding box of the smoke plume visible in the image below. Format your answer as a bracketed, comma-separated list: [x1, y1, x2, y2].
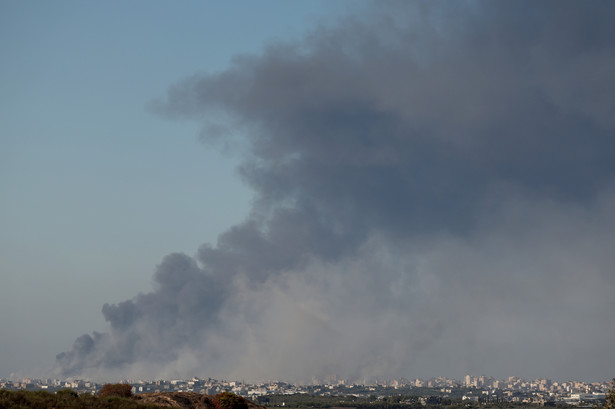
[56, 1, 615, 382]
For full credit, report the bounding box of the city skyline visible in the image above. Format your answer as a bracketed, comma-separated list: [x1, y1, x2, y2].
[2, 374, 612, 408]
[3, 373, 612, 406]
[3, 373, 612, 388]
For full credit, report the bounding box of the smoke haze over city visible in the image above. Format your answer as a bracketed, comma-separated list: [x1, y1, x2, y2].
[2, 1, 614, 383]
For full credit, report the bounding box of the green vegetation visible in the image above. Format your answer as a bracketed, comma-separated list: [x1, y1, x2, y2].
[0, 387, 256, 409]
[214, 391, 251, 409]
[602, 379, 615, 409]
[256, 393, 571, 409]
[0, 388, 162, 409]
[99, 383, 134, 398]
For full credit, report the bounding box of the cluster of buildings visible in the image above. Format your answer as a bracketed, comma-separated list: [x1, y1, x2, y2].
[0, 375, 611, 406]
[404, 375, 609, 404]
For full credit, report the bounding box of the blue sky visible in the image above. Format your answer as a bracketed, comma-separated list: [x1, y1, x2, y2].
[0, 0, 356, 377]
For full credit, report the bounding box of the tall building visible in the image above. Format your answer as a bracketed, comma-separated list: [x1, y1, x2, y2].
[464, 375, 472, 387]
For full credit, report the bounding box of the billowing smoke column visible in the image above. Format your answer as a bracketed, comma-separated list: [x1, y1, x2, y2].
[57, 1, 615, 382]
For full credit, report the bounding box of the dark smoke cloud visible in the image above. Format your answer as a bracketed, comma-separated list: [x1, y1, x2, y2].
[57, 1, 615, 382]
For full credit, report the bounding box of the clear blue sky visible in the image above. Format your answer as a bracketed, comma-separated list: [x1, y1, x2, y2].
[0, 0, 356, 377]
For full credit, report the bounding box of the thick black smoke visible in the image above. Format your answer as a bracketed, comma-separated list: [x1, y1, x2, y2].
[57, 1, 615, 382]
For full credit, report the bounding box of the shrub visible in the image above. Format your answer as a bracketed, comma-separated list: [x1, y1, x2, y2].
[56, 388, 79, 398]
[98, 383, 134, 398]
[214, 392, 249, 409]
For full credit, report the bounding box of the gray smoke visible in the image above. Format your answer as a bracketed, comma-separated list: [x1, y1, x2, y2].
[56, 1, 615, 382]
